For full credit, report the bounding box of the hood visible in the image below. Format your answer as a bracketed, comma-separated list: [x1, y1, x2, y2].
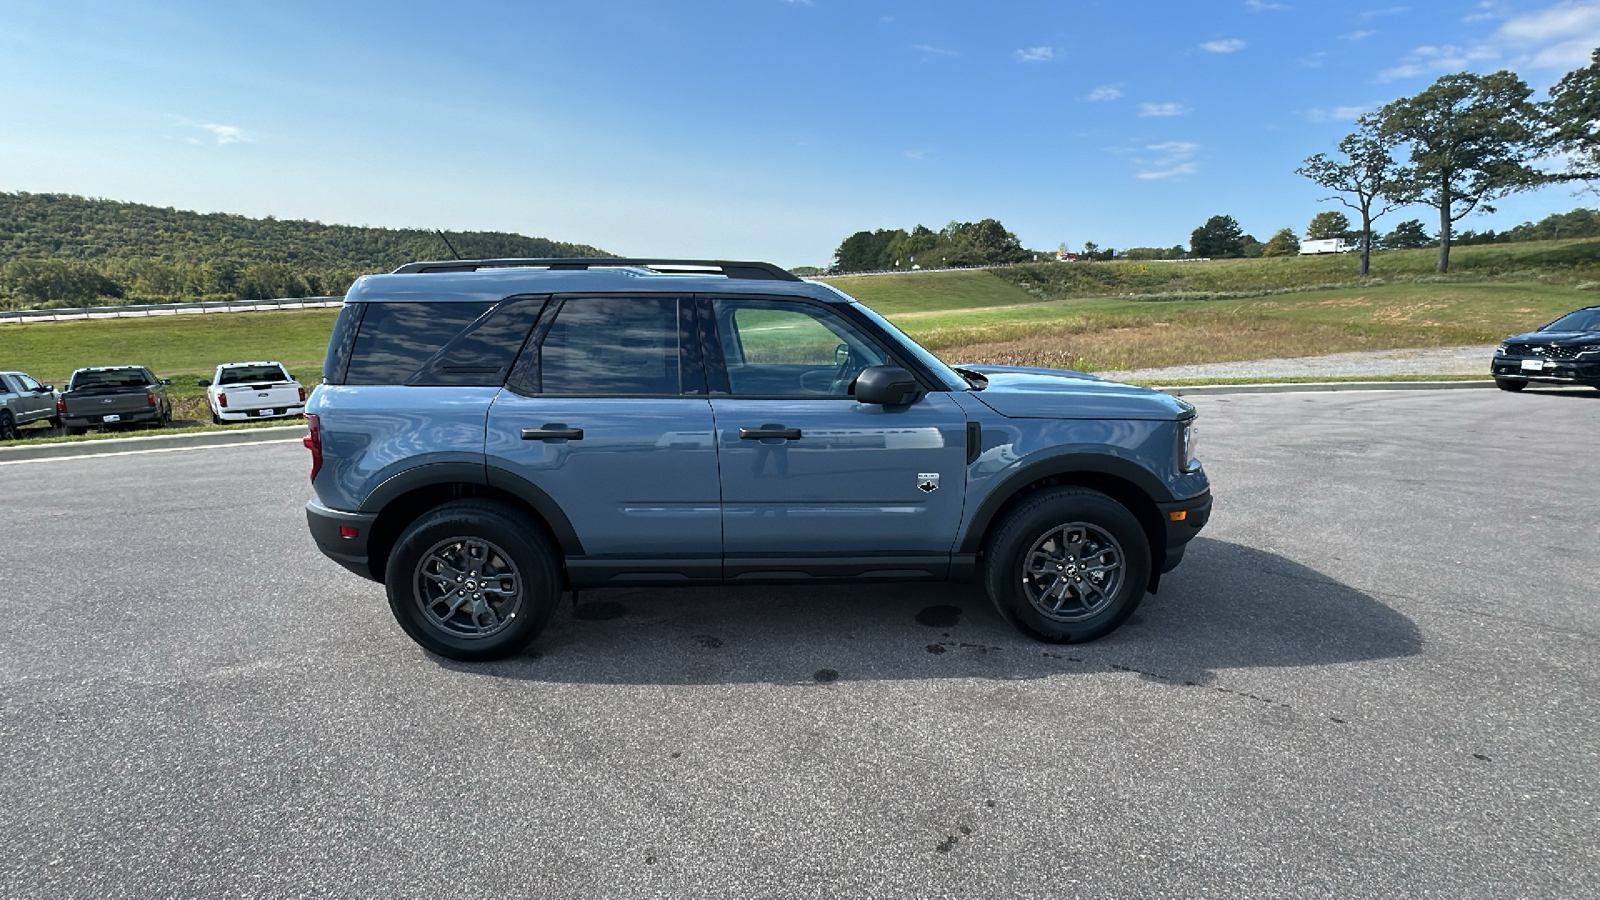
[960, 364, 1192, 421]
[1505, 331, 1600, 345]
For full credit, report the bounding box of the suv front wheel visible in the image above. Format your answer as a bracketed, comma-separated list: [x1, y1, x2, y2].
[384, 500, 561, 660]
[983, 488, 1152, 643]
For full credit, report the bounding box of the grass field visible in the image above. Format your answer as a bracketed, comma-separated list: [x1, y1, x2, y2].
[3, 239, 1597, 420]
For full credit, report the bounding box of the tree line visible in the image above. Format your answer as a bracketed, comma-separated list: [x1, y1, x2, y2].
[830, 219, 1030, 273]
[1295, 49, 1600, 274]
[0, 192, 608, 309]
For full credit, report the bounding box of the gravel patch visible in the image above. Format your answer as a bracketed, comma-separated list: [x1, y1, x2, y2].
[1095, 344, 1497, 382]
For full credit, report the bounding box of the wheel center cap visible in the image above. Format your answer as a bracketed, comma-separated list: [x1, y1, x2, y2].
[466, 580, 478, 591]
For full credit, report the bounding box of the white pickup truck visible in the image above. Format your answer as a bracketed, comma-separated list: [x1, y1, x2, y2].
[200, 362, 306, 424]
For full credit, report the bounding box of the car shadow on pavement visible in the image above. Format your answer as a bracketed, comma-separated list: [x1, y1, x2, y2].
[432, 538, 1422, 687]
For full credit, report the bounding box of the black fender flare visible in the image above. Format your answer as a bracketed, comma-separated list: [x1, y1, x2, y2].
[958, 451, 1173, 554]
[359, 461, 584, 556]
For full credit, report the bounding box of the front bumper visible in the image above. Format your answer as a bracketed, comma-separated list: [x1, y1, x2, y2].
[306, 499, 379, 581]
[1156, 490, 1212, 573]
[1491, 355, 1600, 386]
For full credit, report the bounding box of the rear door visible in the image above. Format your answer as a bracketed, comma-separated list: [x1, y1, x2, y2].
[703, 296, 970, 579]
[484, 294, 721, 582]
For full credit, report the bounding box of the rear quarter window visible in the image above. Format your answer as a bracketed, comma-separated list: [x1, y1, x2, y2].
[342, 302, 495, 385]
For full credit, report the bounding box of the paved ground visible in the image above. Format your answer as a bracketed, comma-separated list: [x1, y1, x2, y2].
[1098, 344, 1498, 381]
[1, 387, 1597, 898]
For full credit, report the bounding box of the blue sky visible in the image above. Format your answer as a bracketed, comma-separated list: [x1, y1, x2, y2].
[1, 0, 1596, 267]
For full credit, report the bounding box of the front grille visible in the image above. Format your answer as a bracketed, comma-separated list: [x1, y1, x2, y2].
[1506, 343, 1584, 360]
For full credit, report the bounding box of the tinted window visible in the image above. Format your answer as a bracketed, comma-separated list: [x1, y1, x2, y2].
[70, 370, 150, 390]
[344, 302, 494, 385]
[539, 297, 687, 395]
[322, 303, 365, 385]
[218, 364, 291, 385]
[412, 297, 544, 386]
[17, 374, 41, 392]
[713, 299, 889, 397]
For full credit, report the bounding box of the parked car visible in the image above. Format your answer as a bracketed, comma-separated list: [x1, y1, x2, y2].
[1, 370, 61, 439]
[1491, 305, 1600, 391]
[58, 366, 172, 434]
[303, 258, 1212, 661]
[200, 361, 306, 424]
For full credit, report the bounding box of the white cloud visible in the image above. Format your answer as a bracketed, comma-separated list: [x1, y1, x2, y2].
[781, 0, 813, 5]
[1200, 38, 1247, 53]
[904, 149, 928, 160]
[913, 44, 959, 57]
[197, 123, 250, 145]
[1014, 46, 1054, 62]
[1495, 0, 1600, 68]
[1344, 29, 1377, 40]
[1463, 1, 1503, 22]
[1246, 0, 1288, 10]
[1086, 85, 1123, 101]
[1307, 105, 1371, 122]
[1361, 6, 1411, 17]
[1136, 141, 1199, 179]
[1302, 51, 1329, 67]
[1377, 42, 1500, 80]
[1139, 102, 1189, 117]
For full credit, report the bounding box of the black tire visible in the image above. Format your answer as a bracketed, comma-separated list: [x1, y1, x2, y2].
[210, 409, 222, 425]
[0, 412, 17, 441]
[1495, 378, 1527, 392]
[983, 488, 1152, 643]
[384, 500, 561, 661]
[157, 404, 171, 427]
[65, 426, 85, 436]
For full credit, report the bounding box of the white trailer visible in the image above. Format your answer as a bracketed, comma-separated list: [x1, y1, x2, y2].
[1300, 238, 1356, 255]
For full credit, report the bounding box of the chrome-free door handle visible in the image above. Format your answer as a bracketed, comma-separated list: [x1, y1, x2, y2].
[739, 425, 802, 440]
[522, 425, 584, 441]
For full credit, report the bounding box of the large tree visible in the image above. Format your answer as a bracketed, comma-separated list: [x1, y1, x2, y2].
[1378, 70, 1548, 272]
[1381, 219, 1435, 249]
[1296, 113, 1404, 275]
[1261, 227, 1300, 257]
[1545, 47, 1600, 186]
[1190, 215, 1246, 258]
[1305, 211, 1353, 240]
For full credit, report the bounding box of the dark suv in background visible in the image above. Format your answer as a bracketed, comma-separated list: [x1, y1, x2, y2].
[1492, 305, 1600, 391]
[303, 258, 1211, 660]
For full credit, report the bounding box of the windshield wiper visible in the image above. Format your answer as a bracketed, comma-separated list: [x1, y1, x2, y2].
[952, 366, 989, 391]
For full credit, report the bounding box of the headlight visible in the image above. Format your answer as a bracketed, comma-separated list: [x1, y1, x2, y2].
[1578, 344, 1600, 357]
[1179, 419, 1198, 471]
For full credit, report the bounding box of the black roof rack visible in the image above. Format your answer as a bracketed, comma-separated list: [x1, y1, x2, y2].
[391, 257, 800, 282]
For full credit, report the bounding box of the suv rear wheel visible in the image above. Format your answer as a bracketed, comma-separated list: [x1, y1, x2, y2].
[983, 488, 1151, 643]
[1495, 378, 1527, 392]
[384, 500, 561, 660]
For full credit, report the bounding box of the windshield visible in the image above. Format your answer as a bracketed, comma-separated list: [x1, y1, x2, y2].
[218, 364, 291, 385]
[1541, 309, 1600, 333]
[848, 303, 966, 391]
[70, 369, 149, 390]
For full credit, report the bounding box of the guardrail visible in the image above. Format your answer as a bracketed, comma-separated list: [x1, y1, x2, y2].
[0, 296, 343, 325]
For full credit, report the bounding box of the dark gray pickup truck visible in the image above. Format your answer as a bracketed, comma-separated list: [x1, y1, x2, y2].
[59, 366, 173, 433]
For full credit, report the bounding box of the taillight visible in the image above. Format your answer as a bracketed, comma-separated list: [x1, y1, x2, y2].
[297, 386, 306, 403]
[56, 397, 66, 414]
[146, 390, 157, 408]
[218, 393, 228, 408]
[303, 413, 323, 483]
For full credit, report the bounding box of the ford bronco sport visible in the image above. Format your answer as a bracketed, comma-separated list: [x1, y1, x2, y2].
[304, 258, 1211, 660]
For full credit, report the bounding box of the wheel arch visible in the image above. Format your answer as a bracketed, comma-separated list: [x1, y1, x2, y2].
[359, 463, 583, 585]
[961, 454, 1171, 591]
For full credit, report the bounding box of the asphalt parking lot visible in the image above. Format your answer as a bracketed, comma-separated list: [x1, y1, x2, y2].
[2, 387, 1596, 898]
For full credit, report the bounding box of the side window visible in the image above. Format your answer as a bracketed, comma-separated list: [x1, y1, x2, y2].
[344, 302, 494, 385]
[712, 299, 890, 397]
[17, 375, 42, 392]
[322, 303, 365, 385]
[1, 375, 19, 393]
[538, 297, 691, 395]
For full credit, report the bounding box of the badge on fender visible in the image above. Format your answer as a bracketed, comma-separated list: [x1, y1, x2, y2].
[917, 473, 940, 493]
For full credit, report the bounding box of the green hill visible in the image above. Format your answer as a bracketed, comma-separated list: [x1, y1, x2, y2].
[0, 191, 610, 309]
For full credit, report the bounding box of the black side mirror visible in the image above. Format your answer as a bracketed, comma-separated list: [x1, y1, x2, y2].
[854, 366, 923, 405]
[38, 385, 53, 393]
[197, 380, 211, 387]
[159, 378, 172, 385]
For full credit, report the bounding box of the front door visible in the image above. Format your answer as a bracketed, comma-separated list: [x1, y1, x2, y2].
[705, 297, 969, 579]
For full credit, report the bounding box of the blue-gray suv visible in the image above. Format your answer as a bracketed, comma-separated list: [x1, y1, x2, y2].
[304, 258, 1211, 660]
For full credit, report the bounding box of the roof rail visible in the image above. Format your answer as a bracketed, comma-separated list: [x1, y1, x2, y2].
[390, 257, 801, 282]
